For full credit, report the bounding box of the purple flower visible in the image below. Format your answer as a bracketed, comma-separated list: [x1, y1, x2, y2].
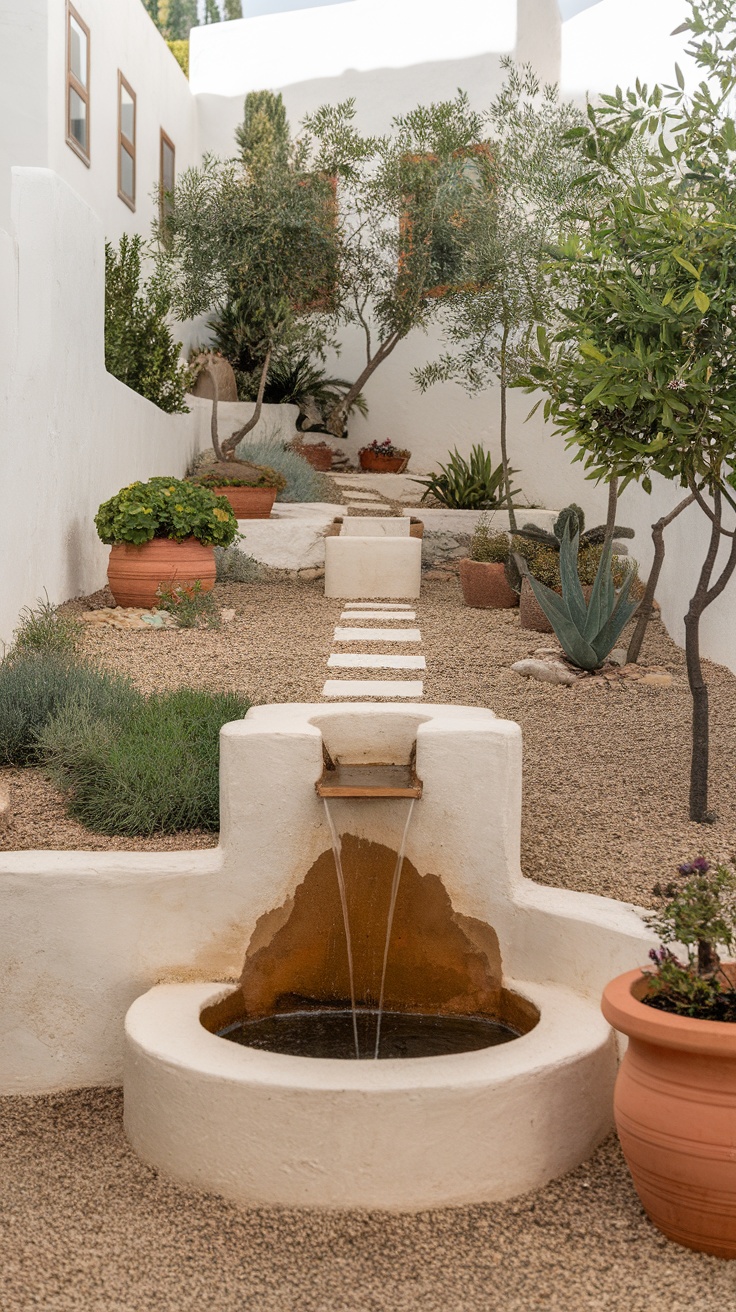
[678, 857, 710, 876]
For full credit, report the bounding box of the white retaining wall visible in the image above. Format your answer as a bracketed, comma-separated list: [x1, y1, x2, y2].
[0, 168, 203, 648]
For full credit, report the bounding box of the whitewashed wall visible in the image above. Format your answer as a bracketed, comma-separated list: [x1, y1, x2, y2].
[0, 169, 203, 649]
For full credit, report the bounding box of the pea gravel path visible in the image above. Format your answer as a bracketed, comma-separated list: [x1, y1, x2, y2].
[2, 1089, 735, 1312]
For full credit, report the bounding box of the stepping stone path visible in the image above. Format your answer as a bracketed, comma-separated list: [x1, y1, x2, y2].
[322, 602, 425, 700]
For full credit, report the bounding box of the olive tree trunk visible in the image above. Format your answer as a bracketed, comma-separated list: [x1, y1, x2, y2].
[626, 494, 695, 665]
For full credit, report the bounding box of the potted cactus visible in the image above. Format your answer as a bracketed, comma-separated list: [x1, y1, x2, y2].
[510, 505, 634, 632]
[95, 477, 238, 608]
[459, 516, 517, 609]
[603, 857, 736, 1258]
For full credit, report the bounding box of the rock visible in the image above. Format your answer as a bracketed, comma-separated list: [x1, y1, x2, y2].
[608, 648, 628, 667]
[190, 352, 238, 403]
[298, 567, 325, 581]
[641, 672, 673, 688]
[0, 787, 10, 829]
[533, 647, 564, 660]
[220, 608, 236, 623]
[511, 659, 577, 687]
[423, 569, 454, 581]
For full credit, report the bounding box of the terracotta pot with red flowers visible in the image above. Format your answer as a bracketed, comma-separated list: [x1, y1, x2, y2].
[95, 476, 238, 609]
[358, 440, 411, 474]
[602, 857, 736, 1258]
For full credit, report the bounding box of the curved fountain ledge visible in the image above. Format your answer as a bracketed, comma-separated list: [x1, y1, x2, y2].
[125, 978, 614, 1210]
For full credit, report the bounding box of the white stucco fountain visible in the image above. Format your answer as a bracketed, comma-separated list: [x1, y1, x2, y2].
[122, 702, 653, 1210]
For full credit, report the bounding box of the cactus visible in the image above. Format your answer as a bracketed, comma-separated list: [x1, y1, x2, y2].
[553, 504, 585, 542]
[524, 525, 639, 671]
[514, 502, 635, 553]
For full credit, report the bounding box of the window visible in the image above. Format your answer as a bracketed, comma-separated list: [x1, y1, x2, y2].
[159, 130, 175, 228]
[118, 73, 136, 210]
[399, 145, 494, 298]
[66, 3, 90, 165]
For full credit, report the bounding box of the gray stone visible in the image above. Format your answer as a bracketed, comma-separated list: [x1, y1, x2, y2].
[298, 567, 325, 581]
[608, 648, 628, 667]
[512, 659, 577, 687]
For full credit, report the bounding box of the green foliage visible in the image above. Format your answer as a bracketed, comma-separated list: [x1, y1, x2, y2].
[234, 437, 328, 502]
[513, 503, 634, 552]
[223, 0, 243, 15]
[166, 39, 189, 77]
[413, 447, 519, 510]
[236, 91, 291, 174]
[215, 545, 264, 582]
[262, 355, 368, 426]
[525, 528, 638, 670]
[105, 235, 190, 414]
[645, 859, 736, 1021]
[470, 516, 509, 564]
[0, 653, 139, 767]
[156, 579, 222, 628]
[95, 477, 238, 548]
[509, 536, 632, 591]
[160, 0, 198, 38]
[42, 687, 250, 835]
[9, 596, 82, 662]
[194, 464, 287, 491]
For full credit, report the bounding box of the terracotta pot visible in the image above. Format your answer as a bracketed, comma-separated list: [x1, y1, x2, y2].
[296, 443, 334, 472]
[602, 967, 736, 1258]
[359, 451, 410, 474]
[107, 538, 216, 609]
[519, 576, 556, 632]
[212, 485, 276, 519]
[459, 559, 518, 609]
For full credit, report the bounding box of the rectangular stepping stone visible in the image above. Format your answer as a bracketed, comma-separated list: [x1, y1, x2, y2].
[343, 602, 415, 609]
[334, 627, 422, 643]
[345, 504, 391, 512]
[322, 679, 424, 698]
[340, 610, 417, 621]
[344, 490, 383, 500]
[328, 654, 426, 669]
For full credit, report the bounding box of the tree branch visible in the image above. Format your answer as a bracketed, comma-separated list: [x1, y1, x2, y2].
[626, 492, 695, 664]
[221, 345, 273, 459]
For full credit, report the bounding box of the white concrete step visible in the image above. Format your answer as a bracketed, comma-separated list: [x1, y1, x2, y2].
[340, 610, 417, 621]
[322, 679, 424, 698]
[328, 653, 426, 669]
[333, 627, 422, 643]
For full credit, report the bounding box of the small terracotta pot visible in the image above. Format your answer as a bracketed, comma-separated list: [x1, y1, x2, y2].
[296, 443, 334, 472]
[602, 967, 736, 1258]
[459, 559, 518, 609]
[359, 451, 410, 474]
[212, 485, 276, 519]
[107, 538, 216, 609]
[519, 577, 556, 632]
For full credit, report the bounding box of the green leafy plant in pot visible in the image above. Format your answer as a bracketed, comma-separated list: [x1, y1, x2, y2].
[96, 477, 238, 609]
[459, 516, 517, 609]
[602, 857, 736, 1257]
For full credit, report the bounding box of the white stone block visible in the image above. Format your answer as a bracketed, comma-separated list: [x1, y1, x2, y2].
[327, 654, 426, 669]
[237, 503, 344, 570]
[333, 627, 422, 642]
[340, 517, 409, 537]
[325, 535, 422, 599]
[340, 610, 417, 621]
[322, 679, 424, 698]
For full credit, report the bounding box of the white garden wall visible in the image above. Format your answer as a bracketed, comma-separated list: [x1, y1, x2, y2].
[0, 168, 203, 649]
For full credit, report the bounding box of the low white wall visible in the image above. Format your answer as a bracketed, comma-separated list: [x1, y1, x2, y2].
[188, 397, 300, 451]
[0, 168, 204, 647]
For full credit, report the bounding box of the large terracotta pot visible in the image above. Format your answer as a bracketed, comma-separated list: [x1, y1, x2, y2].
[212, 485, 276, 519]
[359, 450, 410, 474]
[602, 967, 736, 1258]
[519, 576, 556, 632]
[107, 538, 216, 609]
[459, 559, 518, 609]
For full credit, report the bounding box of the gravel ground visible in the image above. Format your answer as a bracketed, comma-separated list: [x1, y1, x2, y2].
[3, 576, 736, 907]
[2, 1088, 736, 1312]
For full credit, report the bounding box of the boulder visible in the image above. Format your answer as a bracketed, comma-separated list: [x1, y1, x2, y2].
[190, 353, 238, 403]
[512, 658, 577, 687]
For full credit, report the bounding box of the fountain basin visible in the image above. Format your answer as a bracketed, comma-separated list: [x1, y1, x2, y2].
[124, 978, 615, 1210]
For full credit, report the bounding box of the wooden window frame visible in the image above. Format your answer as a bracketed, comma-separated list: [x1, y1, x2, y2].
[292, 173, 339, 314]
[117, 71, 137, 211]
[66, 3, 90, 166]
[159, 129, 176, 228]
[399, 143, 494, 299]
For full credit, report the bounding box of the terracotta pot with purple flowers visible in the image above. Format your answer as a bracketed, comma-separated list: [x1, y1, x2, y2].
[602, 857, 736, 1258]
[358, 440, 410, 474]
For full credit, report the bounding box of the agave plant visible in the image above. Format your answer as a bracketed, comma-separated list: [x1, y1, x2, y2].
[524, 525, 638, 672]
[413, 445, 520, 510]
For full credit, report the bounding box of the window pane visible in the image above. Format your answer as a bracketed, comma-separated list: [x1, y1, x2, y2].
[69, 87, 87, 152]
[70, 17, 87, 87]
[120, 86, 135, 144]
[162, 140, 175, 193]
[120, 145, 134, 201]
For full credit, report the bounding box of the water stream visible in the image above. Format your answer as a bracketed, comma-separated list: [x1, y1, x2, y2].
[323, 796, 416, 1061]
[323, 799, 360, 1059]
[374, 799, 415, 1060]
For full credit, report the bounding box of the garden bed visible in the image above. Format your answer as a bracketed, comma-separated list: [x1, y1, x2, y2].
[2, 578, 736, 912]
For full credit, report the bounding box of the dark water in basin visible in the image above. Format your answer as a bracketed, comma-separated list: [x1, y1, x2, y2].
[217, 1008, 520, 1060]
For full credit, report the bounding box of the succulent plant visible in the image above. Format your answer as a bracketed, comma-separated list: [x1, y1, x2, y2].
[523, 525, 639, 671]
[413, 446, 521, 510]
[513, 502, 635, 553]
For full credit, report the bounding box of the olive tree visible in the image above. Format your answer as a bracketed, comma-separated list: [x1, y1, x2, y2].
[520, 0, 736, 822]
